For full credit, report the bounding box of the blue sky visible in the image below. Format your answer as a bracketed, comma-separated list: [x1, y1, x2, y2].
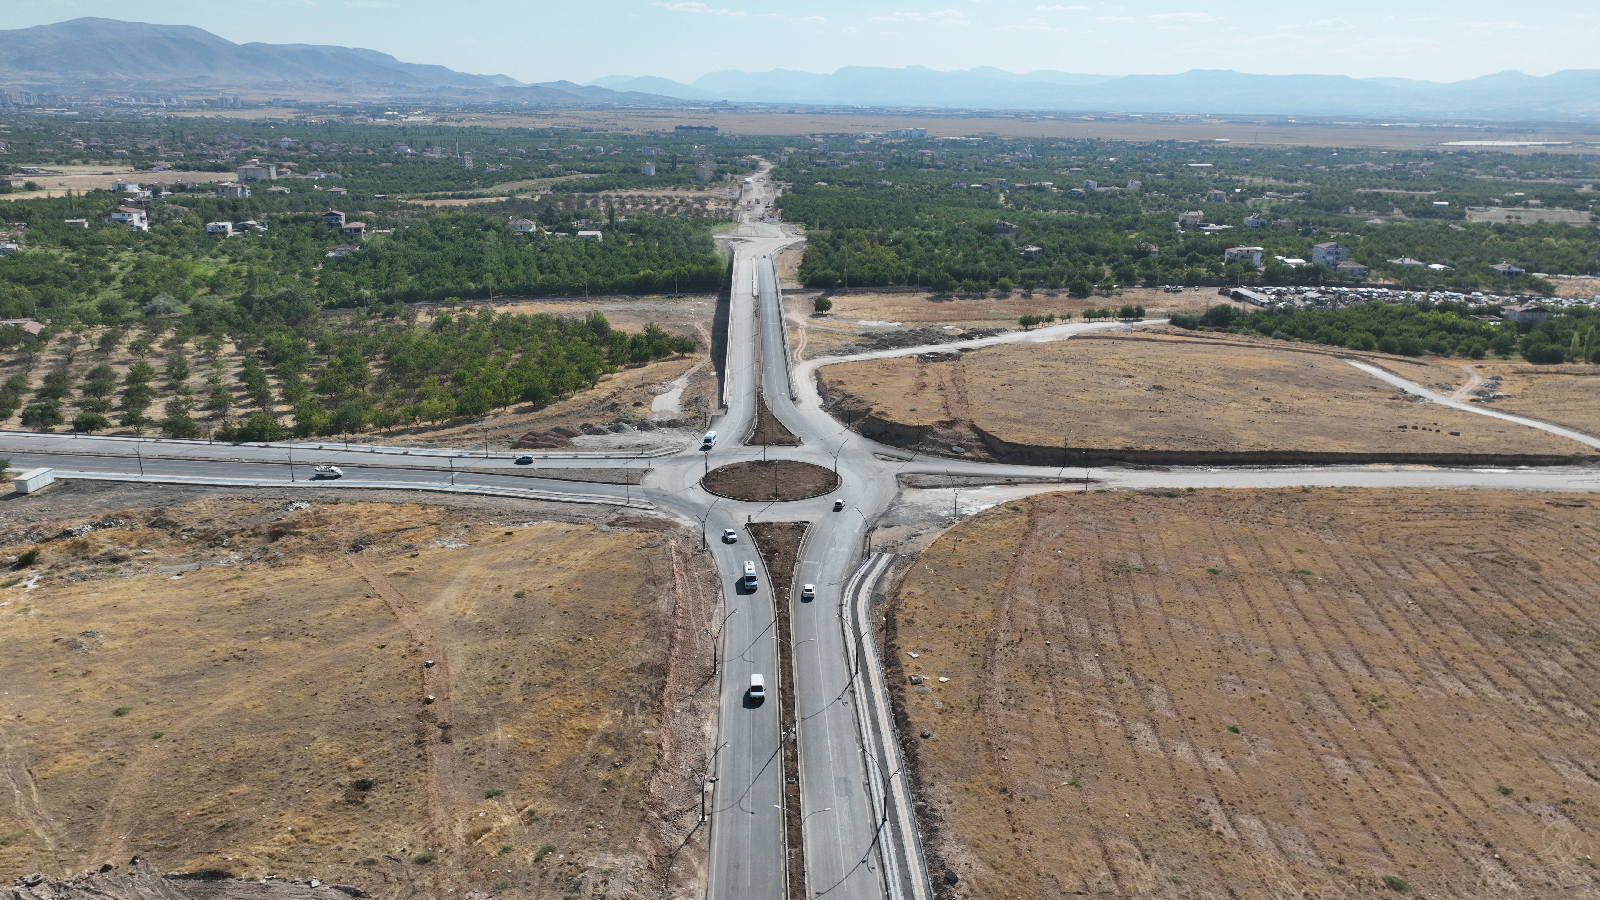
[8, 0, 1599, 84]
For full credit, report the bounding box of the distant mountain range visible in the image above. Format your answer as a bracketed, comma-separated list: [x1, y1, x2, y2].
[4, 18, 1599, 120]
[0, 18, 678, 105]
[593, 67, 1600, 119]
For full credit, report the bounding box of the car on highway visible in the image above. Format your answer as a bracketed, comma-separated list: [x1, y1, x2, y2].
[833, 499, 845, 511]
[311, 465, 343, 479]
[701, 430, 717, 450]
[800, 584, 815, 601]
[514, 455, 534, 465]
[723, 528, 738, 543]
[747, 673, 765, 703]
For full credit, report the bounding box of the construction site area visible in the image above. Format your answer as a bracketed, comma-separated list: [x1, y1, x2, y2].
[816, 331, 1599, 466]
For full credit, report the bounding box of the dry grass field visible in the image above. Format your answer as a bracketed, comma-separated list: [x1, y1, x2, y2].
[890, 488, 1600, 900]
[0, 494, 720, 899]
[818, 333, 1596, 462]
[1453, 361, 1600, 440]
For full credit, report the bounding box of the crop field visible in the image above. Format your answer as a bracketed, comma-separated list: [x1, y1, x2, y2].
[817, 333, 1596, 463]
[0, 493, 719, 899]
[890, 487, 1600, 900]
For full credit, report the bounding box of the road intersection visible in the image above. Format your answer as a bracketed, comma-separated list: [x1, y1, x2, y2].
[1, 166, 1598, 900]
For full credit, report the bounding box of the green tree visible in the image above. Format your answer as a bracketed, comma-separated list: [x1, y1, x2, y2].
[19, 402, 63, 431]
[813, 296, 833, 313]
[72, 411, 111, 433]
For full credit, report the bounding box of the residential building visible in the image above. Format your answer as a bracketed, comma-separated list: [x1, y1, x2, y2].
[325, 245, 359, 259]
[1335, 261, 1370, 279]
[1311, 242, 1349, 267]
[1274, 256, 1307, 268]
[1082, 180, 1097, 191]
[63, 218, 87, 228]
[1206, 190, 1228, 202]
[1224, 246, 1264, 267]
[1490, 262, 1526, 277]
[205, 221, 234, 236]
[105, 206, 148, 232]
[266, 185, 292, 194]
[1427, 263, 1454, 271]
[322, 209, 346, 227]
[1388, 257, 1426, 267]
[1178, 210, 1203, 229]
[694, 163, 716, 183]
[508, 218, 538, 233]
[0, 320, 43, 335]
[341, 222, 366, 238]
[1019, 245, 1043, 260]
[219, 183, 249, 198]
[576, 230, 603, 241]
[640, 163, 656, 176]
[992, 220, 1017, 236]
[236, 161, 275, 182]
[112, 180, 140, 193]
[1126, 180, 1142, 192]
[1271, 218, 1297, 229]
[1244, 213, 1266, 228]
[325, 187, 348, 196]
[1067, 188, 1085, 197]
[1503, 304, 1551, 323]
[0, 242, 18, 257]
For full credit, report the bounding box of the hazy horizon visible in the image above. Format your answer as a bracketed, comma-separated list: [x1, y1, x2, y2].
[4, 1, 1597, 86]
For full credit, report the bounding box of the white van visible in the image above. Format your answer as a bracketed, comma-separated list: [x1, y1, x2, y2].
[702, 430, 717, 449]
[742, 561, 758, 590]
[748, 673, 766, 702]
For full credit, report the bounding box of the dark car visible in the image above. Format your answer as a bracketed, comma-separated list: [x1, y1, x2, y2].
[514, 455, 534, 465]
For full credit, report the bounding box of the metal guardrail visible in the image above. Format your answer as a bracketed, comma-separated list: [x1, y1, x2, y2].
[843, 553, 931, 900]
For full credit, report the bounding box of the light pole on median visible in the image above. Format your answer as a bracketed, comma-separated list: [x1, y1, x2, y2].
[136, 445, 144, 478]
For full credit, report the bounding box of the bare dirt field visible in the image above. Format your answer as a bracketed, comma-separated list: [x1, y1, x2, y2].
[422, 110, 1600, 153]
[889, 487, 1600, 900]
[1445, 361, 1600, 440]
[817, 331, 1598, 465]
[1465, 207, 1596, 225]
[0, 167, 233, 201]
[0, 486, 721, 900]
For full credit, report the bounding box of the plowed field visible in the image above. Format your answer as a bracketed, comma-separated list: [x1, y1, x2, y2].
[891, 488, 1600, 900]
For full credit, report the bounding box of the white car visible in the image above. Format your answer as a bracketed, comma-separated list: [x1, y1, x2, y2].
[800, 584, 815, 601]
[723, 528, 738, 543]
[311, 465, 343, 479]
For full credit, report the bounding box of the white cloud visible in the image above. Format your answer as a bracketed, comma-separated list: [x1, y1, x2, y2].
[768, 12, 825, 24]
[1279, 18, 1352, 31]
[655, 2, 745, 16]
[869, 10, 969, 26]
[1148, 12, 1215, 23]
[1096, 16, 1135, 23]
[1000, 17, 1058, 32]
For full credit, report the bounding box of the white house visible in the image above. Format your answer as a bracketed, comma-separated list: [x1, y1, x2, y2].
[576, 230, 603, 241]
[1224, 246, 1264, 267]
[1490, 262, 1526, 277]
[1019, 245, 1043, 260]
[1206, 190, 1228, 202]
[1388, 257, 1426, 267]
[1311, 242, 1349, 267]
[105, 206, 148, 232]
[220, 183, 249, 198]
[325, 245, 359, 259]
[1335, 261, 1370, 279]
[1503, 304, 1550, 323]
[342, 222, 367, 238]
[1244, 213, 1266, 228]
[1178, 210, 1203, 229]
[640, 163, 657, 176]
[508, 218, 538, 233]
[205, 221, 234, 237]
[322, 209, 347, 227]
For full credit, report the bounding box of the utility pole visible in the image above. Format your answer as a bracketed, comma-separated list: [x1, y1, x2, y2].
[136, 446, 144, 478]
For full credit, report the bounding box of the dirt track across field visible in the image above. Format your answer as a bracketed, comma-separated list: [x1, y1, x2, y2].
[889, 488, 1600, 900]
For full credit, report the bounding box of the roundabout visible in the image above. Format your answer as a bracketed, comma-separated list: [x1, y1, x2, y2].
[701, 459, 840, 501]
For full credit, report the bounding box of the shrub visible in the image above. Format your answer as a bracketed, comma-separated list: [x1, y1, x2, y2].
[72, 411, 111, 433]
[217, 413, 286, 443]
[813, 296, 832, 313]
[1382, 875, 1409, 893]
[534, 843, 556, 862]
[112, 706, 132, 717]
[12, 549, 39, 569]
[412, 850, 434, 865]
[484, 788, 504, 799]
